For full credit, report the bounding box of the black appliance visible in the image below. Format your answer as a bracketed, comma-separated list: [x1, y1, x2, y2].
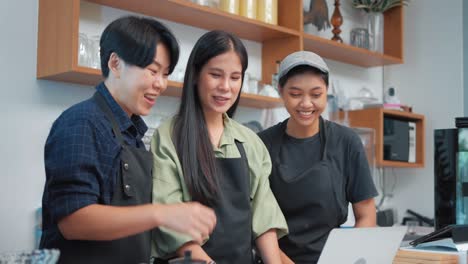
[384, 117, 415, 162]
[434, 119, 468, 231]
[434, 128, 457, 230]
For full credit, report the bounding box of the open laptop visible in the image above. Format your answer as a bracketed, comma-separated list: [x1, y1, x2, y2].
[317, 226, 407, 264]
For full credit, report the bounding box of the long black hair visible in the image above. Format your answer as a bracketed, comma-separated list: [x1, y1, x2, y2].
[172, 30, 248, 206]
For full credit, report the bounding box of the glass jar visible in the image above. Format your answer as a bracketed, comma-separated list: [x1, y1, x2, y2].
[239, 0, 256, 19]
[89, 35, 101, 69]
[219, 0, 239, 15]
[78, 33, 90, 67]
[257, 0, 277, 25]
[193, 0, 219, 8]
[366, 12, 384, 52]
[350, 28, 370, 49]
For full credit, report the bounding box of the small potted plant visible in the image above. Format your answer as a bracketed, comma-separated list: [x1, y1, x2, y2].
[351, 0, 409, 13]
[351, 0, 409, 52]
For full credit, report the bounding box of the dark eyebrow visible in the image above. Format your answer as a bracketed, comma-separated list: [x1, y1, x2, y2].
[287, 86, 322, 92]
[309, 87, 323, 92]
[206, 67, 242, 75]
[287, 87, 303, 92]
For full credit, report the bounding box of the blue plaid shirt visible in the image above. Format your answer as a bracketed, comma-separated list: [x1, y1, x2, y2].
[40, 82, 148, 248]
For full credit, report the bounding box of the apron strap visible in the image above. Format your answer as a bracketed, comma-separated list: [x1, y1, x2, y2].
[234, 140, 247, 161]
[234, 139, 263, 263]
[319, 116, 327, 161]
[271, 120, 287, 164]
[93, 92, 125, 145]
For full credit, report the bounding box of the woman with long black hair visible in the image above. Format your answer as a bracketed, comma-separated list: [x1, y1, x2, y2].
[151, 30, 287, 264]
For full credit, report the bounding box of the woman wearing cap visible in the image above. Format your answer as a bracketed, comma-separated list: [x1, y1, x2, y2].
[258, 51, 378, 264]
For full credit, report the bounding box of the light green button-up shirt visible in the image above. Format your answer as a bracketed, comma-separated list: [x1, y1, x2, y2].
[150, 114, 288, 258]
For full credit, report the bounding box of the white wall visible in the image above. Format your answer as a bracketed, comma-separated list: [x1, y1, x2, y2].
[382, 0, 464, 222]
[0, 0, 464, 251]
[464, 0, 468, 116]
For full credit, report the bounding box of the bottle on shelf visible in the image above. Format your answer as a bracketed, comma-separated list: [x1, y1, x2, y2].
[271, 60, 280, 92]
[327, 79, 339, 122]
[257, 0, 278, 25]
[239, 0, 256, 19]
[220, 0, 240, 15]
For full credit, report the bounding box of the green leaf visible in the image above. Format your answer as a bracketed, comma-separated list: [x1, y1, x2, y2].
[352, 0, 409, 13]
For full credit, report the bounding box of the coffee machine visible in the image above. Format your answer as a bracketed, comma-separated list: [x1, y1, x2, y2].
[434, 118, 468, 230]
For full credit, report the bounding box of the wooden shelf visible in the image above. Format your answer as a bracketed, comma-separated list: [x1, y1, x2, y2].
[303, 33, 402, 67]
[239, 93, 283, 109]
[37, 0, 284, 109]
[343, 108, 425, 168]
[162, 80, 283, 109]
[86, 0, 303, 84]
[87, 0, 301, 42]
[37, 0, 404, 111]
[39, 66, 103, 86]
[302, 6, 403, 67]
[379, 160, 424, 168]
[38, 65, 283, 108]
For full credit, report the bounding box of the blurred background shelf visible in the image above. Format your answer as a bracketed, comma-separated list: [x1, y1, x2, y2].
[37, 0, 404, 108]
[38, 65, 283, 108]
[303, 33, 403, 67]
[343, 108, 425, 168]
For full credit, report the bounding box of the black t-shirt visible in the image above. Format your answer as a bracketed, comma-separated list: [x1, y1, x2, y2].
[258, 119, 378, 263]
[259, 118, 378, 205]
[279, 132, 322, 181]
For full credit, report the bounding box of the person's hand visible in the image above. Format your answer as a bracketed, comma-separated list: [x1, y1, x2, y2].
[155, 202, 216, 244]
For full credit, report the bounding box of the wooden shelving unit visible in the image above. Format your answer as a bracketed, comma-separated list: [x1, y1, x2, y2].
[302, 33, 402, 67]
[36, 0, 296, 108]
[37, 0, 404, 108]
[163, 81, 283, 108]
[88, 0, 301, 41]
[302, 5, 403, 66]
[38, 67, 283, 108]
[343, 108, 425, 168]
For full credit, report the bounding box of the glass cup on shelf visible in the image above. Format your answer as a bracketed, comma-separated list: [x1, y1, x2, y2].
[259, 84, 279, 98]
[78, 33, 90, 67]
[175, 68, 185, 82]
[241, 72, 250, 93]
[248, 78, 259, 94]
[169, 68, 185, 82]
[350, 28, 370, 50]
[88, 35, 101, 69]
[168, 69, 177, 81]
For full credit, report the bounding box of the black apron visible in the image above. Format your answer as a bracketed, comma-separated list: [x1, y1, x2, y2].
[202, 141, 253, 264]
[57, 92, 153, 264]
[269, 117, 347, 264]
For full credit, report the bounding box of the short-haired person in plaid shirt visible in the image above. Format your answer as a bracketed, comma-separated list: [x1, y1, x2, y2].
[39, 16, 216, 264]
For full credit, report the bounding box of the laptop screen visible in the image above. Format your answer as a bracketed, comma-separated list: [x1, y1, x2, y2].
[317, 226, 407, 264]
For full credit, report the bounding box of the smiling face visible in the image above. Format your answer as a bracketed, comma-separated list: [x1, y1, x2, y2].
[109, 43, 171, 117]
[280, 71, 328, 138]
[197, 49, 243, 119]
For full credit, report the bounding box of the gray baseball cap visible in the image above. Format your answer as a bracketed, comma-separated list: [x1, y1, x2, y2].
[278, 51, 329, 80]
